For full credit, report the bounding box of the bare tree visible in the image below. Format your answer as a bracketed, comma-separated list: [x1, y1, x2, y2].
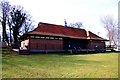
[7, 14, 12, 45]
[0, 0, 11, 46]
[20, 14, 34, 34]
[101, 16, 118, 48]
[69, 22, 83, 28]
[9, 6, 34, 45]
[21, 21, 34, 34]
[0, 1, 34, 47]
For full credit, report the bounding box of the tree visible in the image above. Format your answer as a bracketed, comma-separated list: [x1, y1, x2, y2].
[69, 22, 83, 28]
[0, 0, 34, 46]
[20, 14, 34, 34]
[10, 6, 26, 43]
[10, 6, 34, 44]
[0, 0, 11, 45]
[7, 13, 12, 45]
[101, 16, 118, 48]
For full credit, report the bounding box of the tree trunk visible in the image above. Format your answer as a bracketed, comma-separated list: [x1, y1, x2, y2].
[5, 32, 9, 46]
[10, 26, 12, 45]
[2, 25, 5, 42]
[2, 20, 6, 42]
[13, 29, 19, 44]
[13, 31, 17, 43]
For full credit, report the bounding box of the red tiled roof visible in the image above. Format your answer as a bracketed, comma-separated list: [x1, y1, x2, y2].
[25, 22, 107, 40]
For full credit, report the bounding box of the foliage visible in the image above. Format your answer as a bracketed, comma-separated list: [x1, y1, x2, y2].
[2, 51, 118, 78]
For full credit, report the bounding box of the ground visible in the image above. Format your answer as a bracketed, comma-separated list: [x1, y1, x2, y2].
[1, 49, 119, 78]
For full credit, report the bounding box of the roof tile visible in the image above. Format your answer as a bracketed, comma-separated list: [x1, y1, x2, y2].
[26, 22, 107, 40]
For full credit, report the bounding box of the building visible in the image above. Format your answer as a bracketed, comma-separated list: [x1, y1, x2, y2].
[20, 22, 107, 54]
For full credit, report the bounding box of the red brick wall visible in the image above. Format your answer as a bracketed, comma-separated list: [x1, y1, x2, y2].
[29, 38, 63, 50]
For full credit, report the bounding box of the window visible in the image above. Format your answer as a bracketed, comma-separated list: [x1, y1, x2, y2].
[34, 36, 39, 38]
[30, 36, 34, 38]
[46, 37, 49, 39]
[55, 37, 59, 40]
[50, 37, 54, 39]
[59, 38, 63, 40]
[41, 36, 45, 39]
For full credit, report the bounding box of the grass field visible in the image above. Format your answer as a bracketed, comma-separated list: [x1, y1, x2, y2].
[2, 49, 119, 78]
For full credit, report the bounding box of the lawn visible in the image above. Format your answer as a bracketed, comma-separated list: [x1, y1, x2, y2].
[2, 49, 119, 78]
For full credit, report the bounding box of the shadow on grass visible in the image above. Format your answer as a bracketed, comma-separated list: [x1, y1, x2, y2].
[30, 51, 117, 56]
[2, 48, 119, 57]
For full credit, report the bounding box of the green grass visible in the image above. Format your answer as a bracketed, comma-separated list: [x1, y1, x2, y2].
[2, 49, 119, 78]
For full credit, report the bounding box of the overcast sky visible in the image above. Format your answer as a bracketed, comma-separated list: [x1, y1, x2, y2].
[0, 0, 119, 39]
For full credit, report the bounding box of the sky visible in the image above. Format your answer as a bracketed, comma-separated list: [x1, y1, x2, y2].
[0, 0, 119, 39]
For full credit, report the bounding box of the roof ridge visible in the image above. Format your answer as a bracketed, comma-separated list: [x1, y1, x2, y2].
[38, 22, 64, 27]
[38, 22, 85, 30]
